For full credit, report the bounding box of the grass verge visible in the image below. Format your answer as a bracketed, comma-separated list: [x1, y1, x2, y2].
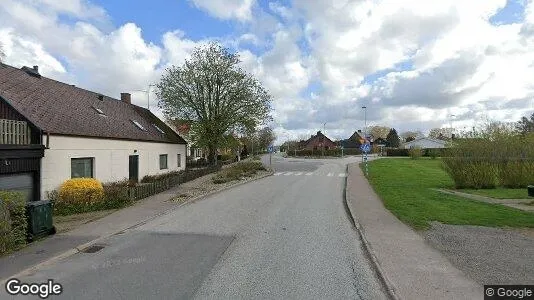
[459, 188, 532, 199]
[365, 158, 534, 230]
[212, 161, 267, 184]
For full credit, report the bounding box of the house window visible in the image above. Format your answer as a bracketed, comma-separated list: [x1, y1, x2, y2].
[177, 154, 181, 168]
[71, 158, 94, 178]
[159, 154, 168, 170]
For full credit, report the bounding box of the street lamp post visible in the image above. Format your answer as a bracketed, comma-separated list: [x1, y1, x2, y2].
[133, 83, 155, 111]
[322, 122, 326, 157]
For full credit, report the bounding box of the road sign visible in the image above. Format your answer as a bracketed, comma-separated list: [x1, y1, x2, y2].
[340, 145, 344, 150]
[268, 145, 274, 153]
[360, 143, 371, 153]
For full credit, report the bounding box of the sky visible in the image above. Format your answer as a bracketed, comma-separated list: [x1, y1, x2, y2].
[1, 0, 534, 144]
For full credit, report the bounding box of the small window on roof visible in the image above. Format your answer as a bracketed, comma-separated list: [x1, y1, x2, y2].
[131, 120, 146, 131]
[92, 106, 106, 116]
[153, 124, 165, 134]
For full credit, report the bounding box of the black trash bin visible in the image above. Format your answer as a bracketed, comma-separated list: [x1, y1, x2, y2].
[528, 185, 534, 197]
[26, 200, 56, 242]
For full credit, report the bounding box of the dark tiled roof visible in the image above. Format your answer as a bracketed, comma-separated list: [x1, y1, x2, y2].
[0, 63, 185, 144]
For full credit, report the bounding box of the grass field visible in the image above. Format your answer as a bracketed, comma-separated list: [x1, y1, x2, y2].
[365, 158, 534, 230]
[459, 188, 532, 199]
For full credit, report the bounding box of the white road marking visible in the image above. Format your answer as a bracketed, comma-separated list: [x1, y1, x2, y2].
[284, 172, 294, 176]
[305, 172, 313, 176]
[274, 172, 284, 176]
[338, 173, 347, 177]
[327, 173, 334, 177]
[294, 172, 303, 176]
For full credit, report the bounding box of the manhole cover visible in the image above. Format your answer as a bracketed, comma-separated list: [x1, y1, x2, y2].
[81, 245, 105, 253]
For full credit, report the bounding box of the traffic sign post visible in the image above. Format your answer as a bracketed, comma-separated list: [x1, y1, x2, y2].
[360, 142, 371, 177]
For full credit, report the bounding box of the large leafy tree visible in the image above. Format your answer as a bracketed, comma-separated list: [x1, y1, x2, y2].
[386, 128, 400, 148]
[156, 43, 272, 165]
[516, 112, 534, 135]
[257, 127, 276, 151]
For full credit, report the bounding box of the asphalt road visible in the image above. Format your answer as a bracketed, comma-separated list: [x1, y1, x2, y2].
[2, 154, 386, 300]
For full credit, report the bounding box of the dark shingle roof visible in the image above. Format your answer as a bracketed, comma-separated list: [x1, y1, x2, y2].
[0, 63, 185, 144]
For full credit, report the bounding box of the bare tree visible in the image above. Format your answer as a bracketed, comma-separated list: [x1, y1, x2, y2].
[369, 125, 390, 139]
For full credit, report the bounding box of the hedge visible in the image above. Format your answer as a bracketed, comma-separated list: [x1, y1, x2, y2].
[288, 148, 362, 157]
[385, 148, 446, 157]
[0, 191, 27, 255]
[49, 166, 222, 215]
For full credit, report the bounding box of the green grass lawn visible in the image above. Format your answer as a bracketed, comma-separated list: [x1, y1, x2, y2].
[459, 188, 532, 199]
[365, 158, 534, 230]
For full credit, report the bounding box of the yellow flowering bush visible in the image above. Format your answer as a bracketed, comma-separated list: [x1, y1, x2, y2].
[58, 178, 104, 207]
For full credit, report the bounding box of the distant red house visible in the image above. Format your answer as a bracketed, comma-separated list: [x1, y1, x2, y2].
[301, 131, 337, 150]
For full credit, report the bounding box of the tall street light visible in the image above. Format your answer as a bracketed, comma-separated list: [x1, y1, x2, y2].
[362, 106, 367, 140]
[322, 122, 327, 157]
[133, 83, 156, 111]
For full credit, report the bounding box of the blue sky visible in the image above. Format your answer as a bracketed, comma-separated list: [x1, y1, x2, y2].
[1, 0, 533, 143]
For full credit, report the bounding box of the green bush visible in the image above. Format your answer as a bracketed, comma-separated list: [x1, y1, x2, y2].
[141, 170, 184, 183]
[0, 191, 27, 255]
[386, 148, 409, 156]
[424, 148, 442, 159]
[213, 161, 266, 184]
[409, 147, 423, 159]
[288, 148, 361, 157]
[442, 132, 534, 189]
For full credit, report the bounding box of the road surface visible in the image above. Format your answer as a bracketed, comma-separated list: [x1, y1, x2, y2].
[3, 153, 386, 299]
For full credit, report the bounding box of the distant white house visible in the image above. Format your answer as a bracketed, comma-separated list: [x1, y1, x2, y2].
[402, 137, 448, 149]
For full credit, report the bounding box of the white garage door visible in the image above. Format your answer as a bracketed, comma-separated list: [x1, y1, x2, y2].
[0, 173, 34, 202]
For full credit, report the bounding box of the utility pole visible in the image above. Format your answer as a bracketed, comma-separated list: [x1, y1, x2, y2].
[322, 122, 326, 157]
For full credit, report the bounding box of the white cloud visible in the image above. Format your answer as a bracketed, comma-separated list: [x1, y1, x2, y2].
[1, 0, 534, 143]
[190, 0, 255, 22]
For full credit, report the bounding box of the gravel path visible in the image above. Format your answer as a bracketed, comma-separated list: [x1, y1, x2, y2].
[424, 222, 534, 285]
[170, 170, 272, 203]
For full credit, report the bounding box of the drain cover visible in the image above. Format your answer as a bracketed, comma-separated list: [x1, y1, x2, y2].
[82, 245, 105, 253]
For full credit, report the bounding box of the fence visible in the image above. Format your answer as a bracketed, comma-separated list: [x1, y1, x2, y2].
[127, 166, 220, 201]
[0, 119, 31, 145]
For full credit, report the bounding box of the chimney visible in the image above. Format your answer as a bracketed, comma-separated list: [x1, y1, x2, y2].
[33, 65, 39, 73]
[358, 130, 362, 133]
[120, 93, 131, 104]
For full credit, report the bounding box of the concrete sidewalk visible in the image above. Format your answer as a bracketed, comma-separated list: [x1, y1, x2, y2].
[346, 163, 483, 300]
[0, 185, 183, 281]
[0, 168, 230, 281]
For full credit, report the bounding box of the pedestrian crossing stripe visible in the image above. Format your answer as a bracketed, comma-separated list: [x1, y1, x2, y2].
[284, 172, 293, 176]
[327, 173, 334, 177]
[305, 172, 313, 176]
[294, 172, 303, 176]
[338, 173, 347, 177]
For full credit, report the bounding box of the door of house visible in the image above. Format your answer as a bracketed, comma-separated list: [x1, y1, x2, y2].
[129, 155, 139, 183]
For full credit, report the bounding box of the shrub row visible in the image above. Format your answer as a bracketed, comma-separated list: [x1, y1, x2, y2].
[212, 161, 267, 184]
[0, 191, 27, 255]
[50, 166, 222, 216]
[288, 148, 363, 157]
[386, 148, 446, 157]
[442, 134, 534, 189]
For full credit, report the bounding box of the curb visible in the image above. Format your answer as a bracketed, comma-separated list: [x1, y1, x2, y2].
[343, 164, 400, 300]
[1, 171, 273, 284]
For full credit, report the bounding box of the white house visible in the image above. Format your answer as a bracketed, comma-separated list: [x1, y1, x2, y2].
[402, 137, 448, 149]
[0, 63, 187, 200]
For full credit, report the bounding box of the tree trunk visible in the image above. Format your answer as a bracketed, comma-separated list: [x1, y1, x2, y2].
[207, 146, 217, 166]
